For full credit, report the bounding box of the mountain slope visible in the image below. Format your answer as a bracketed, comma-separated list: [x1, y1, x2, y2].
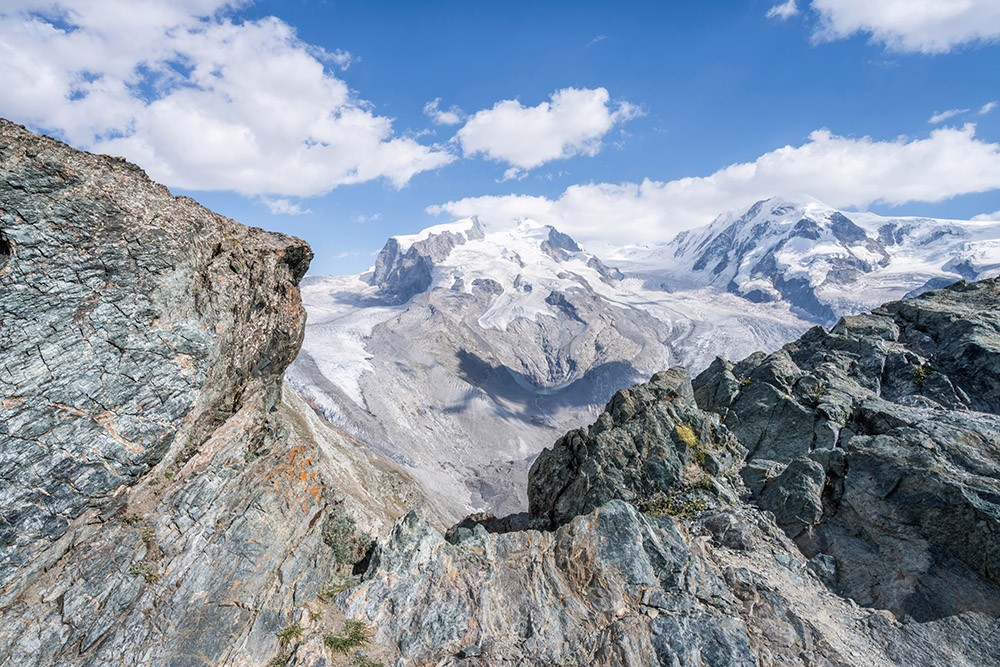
[0, 119, 437, 667]
[624, 195, 1000, 322]
[337, 278, 1000, 667]
[289, 219, 805, 514]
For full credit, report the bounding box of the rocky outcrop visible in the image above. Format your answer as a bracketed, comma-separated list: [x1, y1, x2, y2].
[529, 367, 744, 527]
[0, 120, 443, 666]
[337, 279, 1000, 666]
[694, 278, 1000, 622]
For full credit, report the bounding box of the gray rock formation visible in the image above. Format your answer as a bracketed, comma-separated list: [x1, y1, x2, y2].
[337, 280, 1000, 666]
[529, 367, 744, 528]
[0, 120, 444, 666]
[694, 278, 1000, 622]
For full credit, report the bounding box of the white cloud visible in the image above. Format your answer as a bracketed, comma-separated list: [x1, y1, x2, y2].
[423, 98, 464, 126]
[456, 87, 641, 171]
[501, 167, 528, 182]
[810, 0, 1000, 53]
[429, 125, 1000, 248]
[352, 213, 381, 224]
[972, 210, 1000, 221]
[261, 197, 309, 215]
[0, 1, 454, 196]
[929, 108, 969, 124]
[327, 48, 355, 69]
[586, 34, 607, 47]
[981, 101, 998, 115]
[767, 1, 799, 20]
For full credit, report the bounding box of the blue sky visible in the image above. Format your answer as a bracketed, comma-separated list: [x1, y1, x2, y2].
[2, 0, 1000, 274]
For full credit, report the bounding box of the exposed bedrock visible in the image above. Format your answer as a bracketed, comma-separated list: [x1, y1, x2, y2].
[0, 120, 444, 666]
[347, 280, 1000, 666]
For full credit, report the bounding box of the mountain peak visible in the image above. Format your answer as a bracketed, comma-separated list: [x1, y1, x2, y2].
[369, 217, 606, 305]
[662, 195, 1000, 322]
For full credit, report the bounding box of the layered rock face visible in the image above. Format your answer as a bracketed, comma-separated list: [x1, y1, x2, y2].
[694, 278, 1000, 621]
[0, 120, 445, 666]
[342, 280, 1000, 666]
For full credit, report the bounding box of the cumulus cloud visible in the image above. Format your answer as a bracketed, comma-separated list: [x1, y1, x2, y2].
[261, 197, 310, 215]
[423, 98, 464, 126]
[972, 210, 1000, 221]
[456, 87, 641, 174]
[767, 1, 799, 20]
[810, 0, 1000, 53]
[429, 125, 1000, 248]
[929, 108, 969, 124]
[0, 1, 453, 196]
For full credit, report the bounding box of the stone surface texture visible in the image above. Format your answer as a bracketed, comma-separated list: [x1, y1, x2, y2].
[0, 120, 443, 666]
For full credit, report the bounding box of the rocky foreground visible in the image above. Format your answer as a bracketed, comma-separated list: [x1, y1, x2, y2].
[1, 120, 999, 666]
[0, 120, 447, 666]
[344, 279, 1000, 665]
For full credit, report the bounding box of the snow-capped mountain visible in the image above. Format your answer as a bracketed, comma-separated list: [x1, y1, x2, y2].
[287, 217, 805, 515]
[289, 198, 1000, 515]
[621, 195, 1000, 323]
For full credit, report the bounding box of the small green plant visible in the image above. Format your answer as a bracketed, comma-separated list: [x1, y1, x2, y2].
[276, 623, 304, 646]
[914, 364, 930, 389]
[352, 656, 384, 667]
[129, 561, 160, 583]
[675, 423, 698, 447]
[639, 489, 708, 519]
[324, 619, 370, 653]
[322, 507, 374, 567]
[163, 470, 174, 480]
[738, 375, 752, 387]
[267, 655, 289, 667]
[693, 475, 715, 492]
[318, 573, 357, 601]
[140, 526, 156, 543]
[122, 514, 141, 526]
[309, 609, 323, 622]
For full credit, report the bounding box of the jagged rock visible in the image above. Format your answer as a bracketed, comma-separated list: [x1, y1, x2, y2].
[0, 120, 442, 666]
[345, 501, 759, 666]
[694, 279, 1000, 622]
[0, 117, 310, 607]
[529, 367, 744, 527]
[346, 280, 1000, 666]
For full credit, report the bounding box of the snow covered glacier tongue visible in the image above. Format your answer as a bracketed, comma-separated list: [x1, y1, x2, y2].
[288, 198, 1000, 516]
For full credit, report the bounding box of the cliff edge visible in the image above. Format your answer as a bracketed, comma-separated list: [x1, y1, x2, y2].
[0, 120, 443, 667]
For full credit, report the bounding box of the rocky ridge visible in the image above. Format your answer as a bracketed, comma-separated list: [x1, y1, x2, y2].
[0, 119, 444, 666]
[339, 279, 1000, 666]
